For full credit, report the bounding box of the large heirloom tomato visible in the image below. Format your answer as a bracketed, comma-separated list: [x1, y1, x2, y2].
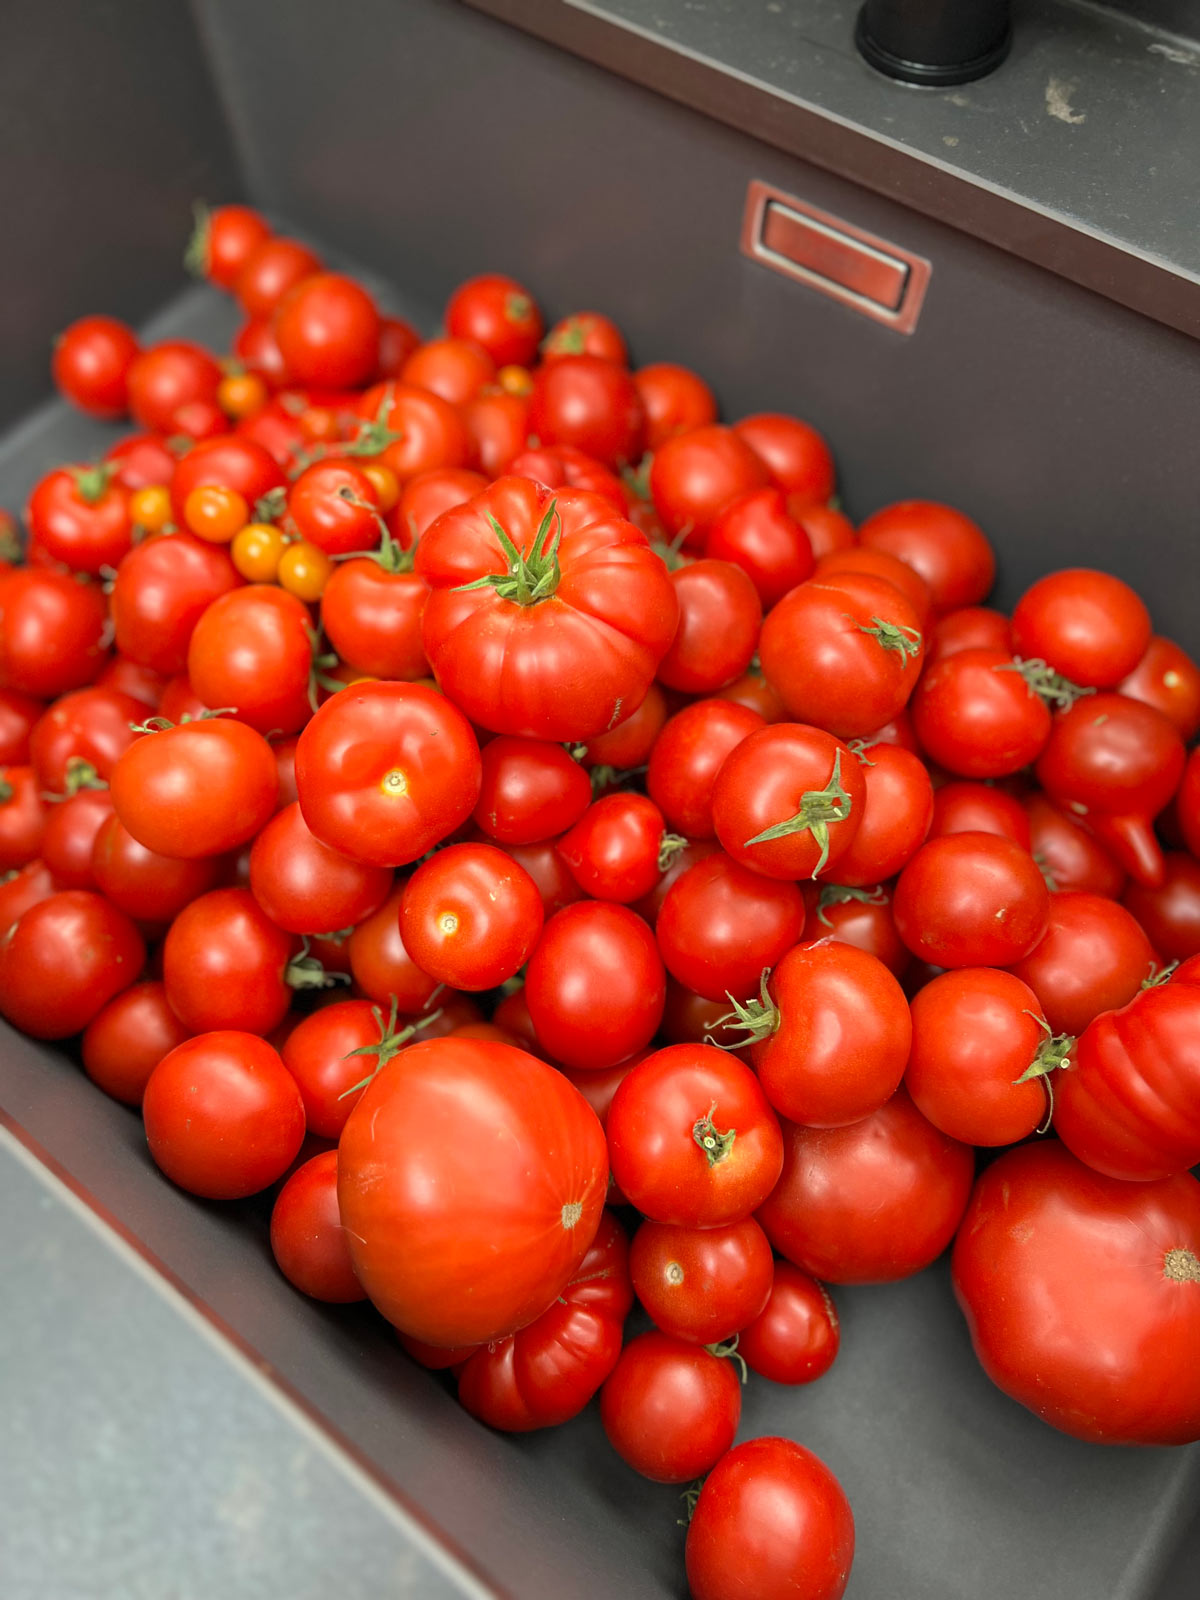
[953, 1141, 1200, 1445]
[338, 1037, 608, 1347]
[416, 477, 678, 740]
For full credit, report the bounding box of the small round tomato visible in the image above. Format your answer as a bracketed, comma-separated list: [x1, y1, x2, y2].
[738, 1263, 840, 1386]
[527, 354, 643, 468]
[187, 585, 313, 736]
[656, 559, 762, 695]
[757, 1088, 974, 1283]
[577, 681, 668, 772]
[91, 812, 220, 922]
[400, 842, 543, 989]
[235, 236, 322, 319]
[894, 831, 1049, 968]
[634, 362, 717, 450]
[0, 889, 144, 1039]
[231, 521, 286, 582]
[271, 1150, 365, 1303]
[857, 499, 995, 613]
[656, 849, 806, 1002]
[81, 980, 191, 1107]
[233, 317, 289, 385]
[0, 569, 108, 698]
[927, 605, 1012, 665]
[445, 274, 543, 367]
[928, 779, 1030, 848]
[815, 547, 934, 634]
[111, 533, 242, 677]
[793, 501, 856, 560]
[187, 203, 271, 289]
[650, 424, 769, 547]
[282, 996, 430, 1136]
[462, 387, 530, 476]
[1012, 568, 1151, 690]
[106, 432, 179, 491]
[401, 336, 495, 404]
[526, 900, 665, 1069]
[169, 433, 286, 526]
[823, 742, 932, 889]
[274, 272, 380, 388]
[41, 785, 113, 889]
[144, 1031, 305, 1199]
[52, 315, 140, 418]
[910, 648, 1052, 779]
[686, 1437, 855, 1600]
[163, 887, 306, 1035]
[631, 1215, 772, 1343]
[543, 311, 627, 365]
[1118, 634, 1200, 739]
[356, 383, 472, 480]
[1122, 853, 1200, 960]
[647, 699, 764, 840]
[183, 484, 248, 544]
[0, 689, 42, 766]
[716, 664, 787, 723]
[607, 1044, 783, 1226]
[473, 736, 591, 845]
[504, 837, 587, 920]
[110, 715, 278, 860]
[0, 860, 57, 931]
[0, 767, 46, 871]
[346, 881, 439, 1009]
[705, 487, 814, 607]
[807, 883, 909, 977]
[95, 656, 163, 708]
[733, 413, 835, 505]
[249, 801, 392, 935]
[1025, 793, 1125, 897]
[1009, 891, 1155, 1035]
[600, 1332, 740, 1484]
[557, 793, 678, 903]
[376, 315, 422, 378]
[126, 340, 222, 433]
[288, 459, 381, 556]
[394, 467, 488, 542]
[319, 546, 429, 683]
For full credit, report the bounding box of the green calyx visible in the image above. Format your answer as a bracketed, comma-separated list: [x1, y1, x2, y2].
[855, 614, 923, 663]
[704, 1335, 749, 1383]
[254, 486, 288, 524]
[44, 758, 108, 802]
[129, 708, 237, 734]
[0, 521, 22, 566]
[692, 1100, 737, 1167]
[183, 200, 210, 278]
[71, 462, 115, 505]
[506, 292, 532, 324]
[285, 938, 352, 995]
[996, 656, 1094, 711]
[455, 502, 563, 606]
[623, 453, 653, 504]
[1013, 1011, 1076, 1133]
[338, 997, 443, 1098]
[305, 623, 344, 712]
[677, 1482, 705, 1528]
[815, 882, 888, 928]
[712, 970, 779, 1049]
[1142, 961, 1179, 990]
[743, 748, 854, 877]
[0, 777, 12, 806]
[345, 388, 404, 457]
[657, 833, 689, 873]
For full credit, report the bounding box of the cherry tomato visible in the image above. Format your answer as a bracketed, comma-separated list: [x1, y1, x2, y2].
[188, 203, 271, 289]
[357, 383, 471, 480]
[235, 236, 322, 319]
[1118, 634, 1200, 739]
[601, 1331, 740, 1483]
[857, 499, 994, 613]
[473, 736, 591, 845]
[0, 767, 45, 871]
[0, 889, 144, 1038]
[95, 656, 164, 709]
[1122, 852, 1200, 960]
[1012, 568, 1150, 689]
[162, 887, 305, 1035]
[1009, 891, 1154, 1035]
[112, 533, 242, 677]
[650, 424, 769, 547]
[105, 432, 178, 492]
[126, 340, 222, 433]
[232, 317, 289, 385]
[81, 980, 191, 1107]
[343, 881, 437, 1010]
[183, 484, 249, 544]
[827, 742, 932, 888]
[894, 831, 1049, 967]
[705, 487, 814, 607]
[401, 336, 494, 405]
[392, 466, 487, 543]
[52, 315, 140, 418]
[656, 558, 761, 695]
[168, 433, 286, 527]
[738, 1263, 840, 1386]
[27, 463, 132, 575]
[656, 849, 805, 1002]
[634, 362, 717, 450]
[0, 860, 58, 931]
[249, 801, 391, 935]
[187, 585, 313, 736]
[526, 355, 643, 468]
[793, 501, 856, 560]
[445, 274, 543, 367]
[400, 842, 543, 989]
[510, 443, 631, 515]
[632, 1215, 772, 1343]
[91, 811, 220, 922]
[543, 311, 627, 365]
[557, 793, 677, 903]
[462, 387, 531, 476]
[270, 1150, 365, 1303]
[716, 664, 787, 723]
[0, 568, 108, 698]
[911, 648, 1052, 778]
[526, 900, 665, 1069]
[274, 272, 380, 389]
[1025, 793, 1125, 897]
[929, 779, 1030, 848]
[733, 413, 835, 506]
[375, 315, 422, 378]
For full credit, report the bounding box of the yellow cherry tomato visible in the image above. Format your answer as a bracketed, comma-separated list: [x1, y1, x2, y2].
[360, 461, 400, 514]
[277, 539, 333, 602]
[184, 484, 250, 543]
[497, 364, 533, 397]
[231, 521, 287, 582]
[217, 371, 269, 420]
[129, 484, 172, 533]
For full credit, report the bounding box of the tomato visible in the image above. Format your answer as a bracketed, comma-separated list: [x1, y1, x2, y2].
[105, 432, 178, 491]
[393, 467, 487, 544]
[273, 272, 380, 388]
[417, 477, 677, 740]
[400, 842, 543, 989]
[526, 900, 665, 1068]
[733, 414, 835, 506]
[1122, 853, 1200, 960]
[282, 461, 378, 560]
[807, 883, 909, 977]
[0, 889, 144, 1038]
[319, 549, 428, 684]
[247, 801, 391, 935]
[904, 969, 1053, 1145]
[814, 548, 934, 637]
[554, 793, 672, 903]
[295, 682, 480, 867]
[650, 424, 769, 546]
[399, 336, 493, 406]
[953, 1141, 1200, 1445]
[510, 444, 631, 515]
[356, 383, 471, 479]
[81, 980, 191, 1107]
[927, 604, 1012, 665]
[656, 849, 805, 1001]
[731, 940, 910, 1127]
[712, 724, 865, 881]
[339, 1036, 606, 1345]
[168, 433, 285, 526]
[95, 656, 163, 708]
[634, 362, 717, 450]
[1009, 891, 1154, 1035]
[1025, 793, 1124, 897]
[461, 388, 530, 476]
[110, 715, 278, 859]
[526, 355, 642, 468]
[826, 742, 932, 887]
[602, 1330, 741, 1483]
[375, 315, 422, 378]
[232, 317, 289, 385]
[647, 699, 763, 840]
[91, 811, 219, 922]
[143, 1031, 305, 1199]
[1036, 693, 1184, 888]
[738, 1263, 840, 1386]
[41, 784, 113, 888]
[716, 664, 787, 723]
[911, 647, 1052, 778]
[188, 202, 271, 290]
[235, 236, 322, 319]
[578, 680, 668, 771]
[894, 831, 1048, 967]
[473, 736, 591, 845]
[126, 340, 221, 433]
[1012, 568, 1150, 689]
[686, 1437, 855, 1600]
[929, 778, 1030, 848]
[52, 315, 139, 418]
[704, 488, 813, 608]
[28, 687, 142, 794]
[339, 883, 435, 1011]
[282, 999, 408, 1135]
[187, 585, 313, 736]
[631, 1215, 772, 1342]
[792, 501, 855, 560]
[758, 1087, 973, 1283]
[163, 887, 311, 1035]
[1052, 981, 1200, 1180]
[445, 274, 543, 367]
[270, 1150, 365, 1303]
[656, 559, 761, 695]
[0, 688, 42, 765]
[1118, 634, 1200, 739]
[0, 767, 45, 870]
[0, 569, 108, 698]
[0, 860, 57, 931]
[500, 837, 584, 921]
[543, 311, 627, 365]
[857, 499, 994, 613]
[607, 1044, 783, 1225]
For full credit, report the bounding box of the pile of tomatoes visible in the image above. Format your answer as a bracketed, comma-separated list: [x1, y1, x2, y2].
[4, 201, 1200, 1600]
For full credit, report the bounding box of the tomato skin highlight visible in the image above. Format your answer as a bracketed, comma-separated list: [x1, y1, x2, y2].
[600, 1331, 741, 1483]
[526, 900, 665, 1069]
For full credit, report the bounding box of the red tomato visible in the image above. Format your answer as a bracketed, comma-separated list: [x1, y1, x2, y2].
[543, 312, 628, 366]
[126, 341, 222, 433]
[1122, 853, 1200, 960]
[953, 1141, 1200, 1445]
[827, 743, 933, 888]
[601, 1332, 740, 1483]
[401, 336, 494, 405]
[1012, 568, 1151, 689]
[249, 801, 391, 935]
[758, 1088, 974, 1283]
[273, 273, 380, 389]
[1025, 793, 1125, 897]
[376, 315, 422, 379]
[52, 315, 140, 418]
[163, 887, 304, 1035]
[357, 383, 471, 479]
[686, 1437, 855, 1600]
[526, 900, 665, 1069]
[473, 736, 591, 844]
[578, 680, 668, 770]
[417, 477, 678, 740]
[553, 1056, 639, 1128]
[81, 980, 191, 1107]
[28, 687, 143, 793]
[187, 585, 313, 736]
[1052, 982, 1200, 1181]
[0, 889, 144, 1038]
[927, 605, 1012, 665]
[0, 688, 42, 765]
[338, 1036, 607, 1345]
[733, 413, 835, 506]
[235, 236, 321, 319]
[282, 998, 423, 1137]
[929, 779, 1030, 848]
[656, 849, 805, 1002]
[607, 1044, 783, 1226]
[393, 466, 487, 542]
[41, 785, 113, 889]
[143, 1031, 305, 1199]
[0, 860, 58, 931]
[0, 569, 108, 698]
[457, 1210, 631, 1431]
[188, 203, 271, 290]
[656, 558, 762, 695]
[716, 665, 787, 723]
[1009, 891, 1154, 1035]
[400, 842, 543, 989]
[738, 1263, 840, 1386]
[1118, 634, 1200, 739]
[1035, 693, 1184, 888]
[647, 698, 764, 840]
[95, 656, 164, 708]
[815, 547, 934, 635]
[527, 355, 643, 468]
[557, 793, 676, 903]
[650, 424, 769, 547]
[91, 812, 219, 921]
[706, 487, 814, 607]
[445, 274, 543, 367]
[857, 499, 994, 613]
[289, 460, 384, 559]
[269, 1150, 365, 1303]
[911, 647, 1052, 778]
[893, 831, 1049, 967]
[169, 434, 286, 526]
[806, 883, 909, 977]
[712, 724, 865, 881]
[347, 882, 440, 1011]
[105, 432, 179, 491]
[0, 767, 45, 871]
[632, 1215, 772, 1343]
[319, 548, 429, 682]
[295, 682, 481, 868]
[634, 362, 718, 450]
[735, 940, 910, 1127]
[462, 388, 530, 476]
[232, 317, 288, 385]
[1175, 746, 1200, 864]
[112, 534, 241, 677]
[110, 715, 278, 860]
[793, 501, 856, 560]
[504, 836, 587, 920]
